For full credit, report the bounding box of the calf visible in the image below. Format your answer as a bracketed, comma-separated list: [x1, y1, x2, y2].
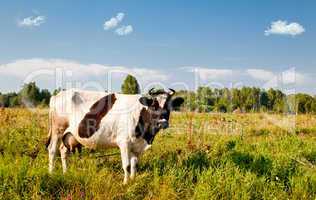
[46, 88, 184, 183]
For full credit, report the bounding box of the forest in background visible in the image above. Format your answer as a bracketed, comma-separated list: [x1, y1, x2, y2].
[1, 77, 316, 114]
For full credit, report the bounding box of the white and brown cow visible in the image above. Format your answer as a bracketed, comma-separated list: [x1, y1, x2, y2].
[46, 88, 184, 183]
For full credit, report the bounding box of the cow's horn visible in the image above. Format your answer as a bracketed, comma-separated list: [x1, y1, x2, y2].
[169, 88, 175, 95]
[148, 88, 155, 95]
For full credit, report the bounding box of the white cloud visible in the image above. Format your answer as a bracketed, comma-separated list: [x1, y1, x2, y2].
[181, 67, 311, 93]
[103, 12, 125, 30]
[184, 67, 233, 81]
[1, 60, 313, 94]
[246, 69, 275, 81]
[116, 13, 125, 21]
[0, 58, 168, 92]
[0, 59, 105, 78]
[246, 68, 308, 90]
[103, 13, 134, 36]
[0, 58, 167, 80]
[18, 15, 46, 27]
[265, 20, 305, 36]
[247, 68, 306, 84]
[282, 68, 305, 84]
[282, 69, 295, 84]
[115, 25, 133, 36]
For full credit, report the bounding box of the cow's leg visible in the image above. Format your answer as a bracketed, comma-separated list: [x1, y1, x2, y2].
[59, 143, 68, 173]
[119, 143, 131, 184]
[48, 112, 69, 173]
[130, 154, 138, 180]
[77, 145, 82, 155]
[48, 135, 59, 173]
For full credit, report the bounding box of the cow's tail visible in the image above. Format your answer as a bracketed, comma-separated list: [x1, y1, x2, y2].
[45, 110, 53, 149]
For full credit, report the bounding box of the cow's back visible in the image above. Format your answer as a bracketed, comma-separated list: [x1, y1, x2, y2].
[50, 89, 107, 118]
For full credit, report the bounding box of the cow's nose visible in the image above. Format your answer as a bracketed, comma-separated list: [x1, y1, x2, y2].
[159, 119, 169, 129]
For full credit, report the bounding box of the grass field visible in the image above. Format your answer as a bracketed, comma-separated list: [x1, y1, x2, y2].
[1, 108, 316, 199]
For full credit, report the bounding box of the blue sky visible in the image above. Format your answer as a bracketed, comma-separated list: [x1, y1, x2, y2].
[0, 0, 315, 94]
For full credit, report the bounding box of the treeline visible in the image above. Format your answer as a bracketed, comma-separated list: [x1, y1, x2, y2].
[0, 82, 60, 108]
[178, 87, 316, 114]
[1, 82, 316, 114]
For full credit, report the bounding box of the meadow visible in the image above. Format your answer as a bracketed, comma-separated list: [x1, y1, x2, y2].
[0, 108, 316, 199]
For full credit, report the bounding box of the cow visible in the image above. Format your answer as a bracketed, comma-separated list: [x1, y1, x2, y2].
[46, 88, 184, 184]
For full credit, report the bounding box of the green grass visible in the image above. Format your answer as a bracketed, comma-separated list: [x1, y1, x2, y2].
[1, 109, 316, 199]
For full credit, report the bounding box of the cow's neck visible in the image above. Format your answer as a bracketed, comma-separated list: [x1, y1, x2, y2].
[135, 108, 160, 145]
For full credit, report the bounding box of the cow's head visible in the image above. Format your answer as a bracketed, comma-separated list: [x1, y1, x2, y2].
[137, 88, 184, 144]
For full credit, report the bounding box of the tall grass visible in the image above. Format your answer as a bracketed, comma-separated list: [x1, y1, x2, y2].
[0, 109, 316, 199]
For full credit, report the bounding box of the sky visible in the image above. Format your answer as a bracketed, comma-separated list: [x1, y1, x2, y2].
[0, 0, 315, 94]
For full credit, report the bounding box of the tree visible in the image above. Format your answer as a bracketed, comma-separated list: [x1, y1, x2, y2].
[19, 82, 41, 107]
[0, 93, 20, 107]
[240, 87, 253, 112]
[196, 87, 214, 112]
[273, 90, 286, 113]
[259, 91, 269, 111]
[0, 94, 8, 107]
[121, 75, 140, 94]
[232, 88, 242, 111]
[294, 93, 315, 114]
[177, 90, 197, 111]
[215, 98, 229, 113]
[8, 94, 20, 107]
[39, 89, 51, 105]
[267, 88, 277, 111]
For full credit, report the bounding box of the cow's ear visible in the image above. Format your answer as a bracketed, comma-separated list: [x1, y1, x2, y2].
[170, 97, 184, 110]
[139, 97, 153, 106]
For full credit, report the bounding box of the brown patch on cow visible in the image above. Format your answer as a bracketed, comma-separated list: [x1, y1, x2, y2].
[78, 94, 116, 138]
[135, 107, 159, 144]
[135, 108, 150, 136]
[140, 108, 151, 123]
